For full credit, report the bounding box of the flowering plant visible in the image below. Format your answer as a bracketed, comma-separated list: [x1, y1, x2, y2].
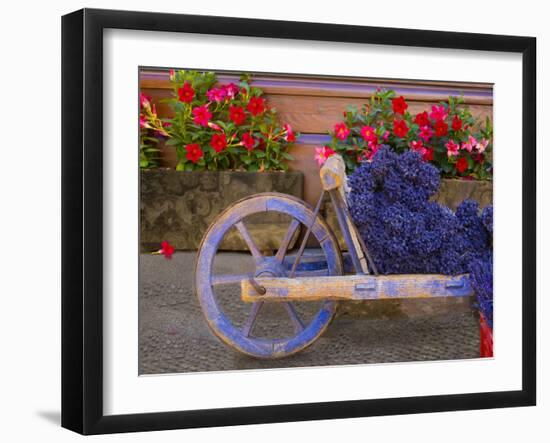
[319, 89, 493, 180]
[140, 70, 297, 171]
[139, 93, 164, 168]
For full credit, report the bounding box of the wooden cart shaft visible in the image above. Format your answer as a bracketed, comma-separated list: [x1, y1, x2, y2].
[241, 274, 473, 302]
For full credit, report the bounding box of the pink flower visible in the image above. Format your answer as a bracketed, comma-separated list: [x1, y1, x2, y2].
[461, 135, 477, 153]
[314, 146, 335, 166]
[334, 122, 350, 140]
[222, 83, 239, 99]
[139, 115, 150, 129]
[360, 125, 377, 142]
[446, 140, 460, 157]
[206, 87, 227, 103]
[283, 123, 296, 142]
[208, 121, 222, 131]
[140, 92, 151, 109]
[475, 138, 489, 153]
[419, 125, 434, 142]
[241, 133, 256, 151]
[192, 105, 212, 127]
[429, 105, 448, 121]
[382, 130, 390, 141]
[410, 140, 427, 156]
[169, 69, 175, 81]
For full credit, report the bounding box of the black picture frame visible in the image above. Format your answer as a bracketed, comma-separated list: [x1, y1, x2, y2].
[62, 8, 536, 435]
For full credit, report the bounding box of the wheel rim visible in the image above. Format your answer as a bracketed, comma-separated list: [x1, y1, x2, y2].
[195, 192, 343, 358]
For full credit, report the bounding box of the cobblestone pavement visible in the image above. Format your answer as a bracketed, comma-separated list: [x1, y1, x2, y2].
[139, 252, 479, 374]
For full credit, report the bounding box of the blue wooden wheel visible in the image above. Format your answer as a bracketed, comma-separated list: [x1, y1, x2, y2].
[195, 192, 343, 358]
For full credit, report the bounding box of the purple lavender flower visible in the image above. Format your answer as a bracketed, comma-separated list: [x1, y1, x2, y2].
[348, 147, 493, 324]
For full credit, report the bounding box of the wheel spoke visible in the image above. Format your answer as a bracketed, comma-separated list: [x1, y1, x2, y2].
[241, 302, 263, 337]
[235, 221, 263, 262]
[211, 273, 248, 286]
[275, 219, 300, 263]
[284, 303, 305, 333]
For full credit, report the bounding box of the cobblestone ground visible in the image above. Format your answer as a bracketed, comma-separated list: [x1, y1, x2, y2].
[139, 252, 479, 374]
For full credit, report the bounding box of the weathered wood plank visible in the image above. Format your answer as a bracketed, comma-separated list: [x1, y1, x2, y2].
[140, 70, 493, 104]
[140, 88, 493, 135]
[241, 274, 473, 303]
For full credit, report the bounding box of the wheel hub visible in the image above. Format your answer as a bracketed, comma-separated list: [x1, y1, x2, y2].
[254, 256, 286, 278]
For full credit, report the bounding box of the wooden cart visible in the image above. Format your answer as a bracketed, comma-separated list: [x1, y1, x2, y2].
[195, 155, 473, 358]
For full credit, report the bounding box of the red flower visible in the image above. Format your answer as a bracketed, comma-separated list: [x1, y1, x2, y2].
[185, 143, 203, 163]
[283, 123, 296, 142]
[246, 97, 265, 116]
[229, 105, 246, 125]
[472, 153, 485, 164]
[456, 157, 468, 174]
[452, 115, 463, 131]
[414, 111, 429, 127]
[334, 122, 350, 140]
[210, 133, 227, 153]
[360, 125, 377, 143]
[434, 119, 449, 137]
[241, 133, 256, 151]
[159, 241, 175, 259]
[178, 82, 195, 103]
[409, 140, 427, 155]
[391, 96, 408, 115]
[393, 119, 409, 138]
[192, 105, 212, 127]
[423, 147, 434, 162]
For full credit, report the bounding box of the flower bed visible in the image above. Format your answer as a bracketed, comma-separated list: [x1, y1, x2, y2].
[139, 70, 302, 250]
[140, 70, 296, 172]
[317, 89, 493, 180]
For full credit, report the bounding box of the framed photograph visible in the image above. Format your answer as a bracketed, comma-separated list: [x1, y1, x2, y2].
[62, 8, 536, 435]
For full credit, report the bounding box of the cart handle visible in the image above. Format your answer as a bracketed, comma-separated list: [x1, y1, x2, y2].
[320, 155, 346, 191]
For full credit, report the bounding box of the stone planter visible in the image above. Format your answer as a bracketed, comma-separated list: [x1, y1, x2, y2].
[433, 178, 493, 211]
[140, 169, 303, 251]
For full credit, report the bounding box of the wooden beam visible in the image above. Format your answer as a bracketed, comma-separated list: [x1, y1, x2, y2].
[139, 69, 493, 104]
[241, 274, 473, 303]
